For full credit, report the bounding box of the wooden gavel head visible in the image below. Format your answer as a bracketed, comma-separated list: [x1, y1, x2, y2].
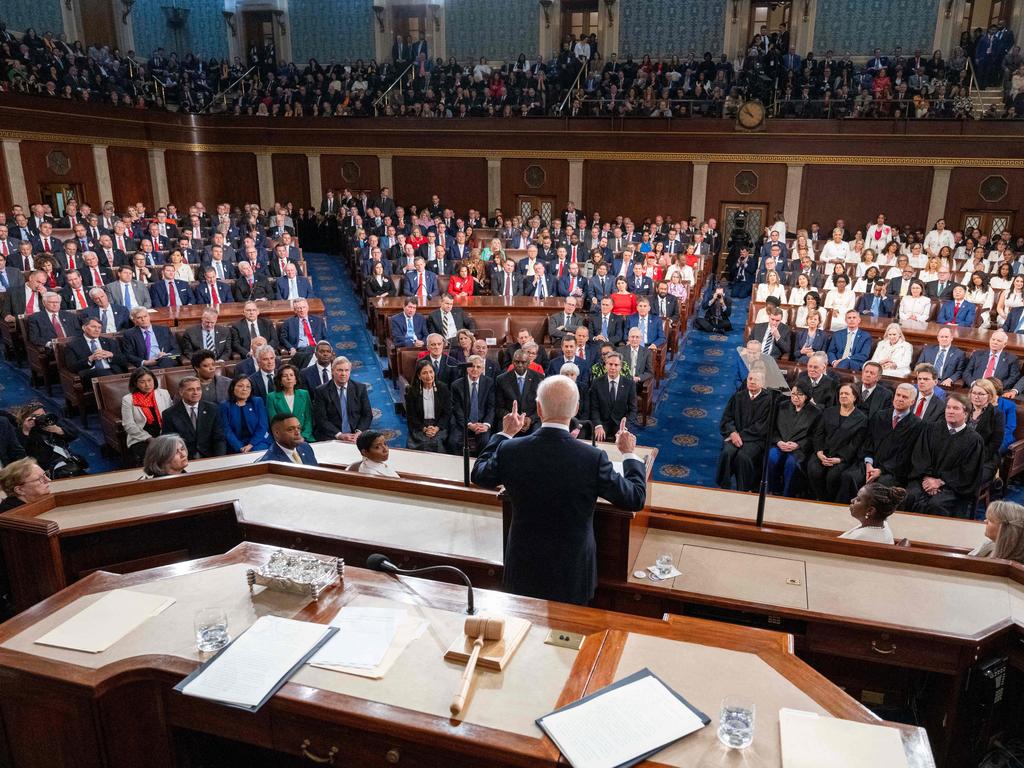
[464, 615, 505, 641]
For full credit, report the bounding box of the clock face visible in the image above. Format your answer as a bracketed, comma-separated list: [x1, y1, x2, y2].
[738, 100, 765, 129]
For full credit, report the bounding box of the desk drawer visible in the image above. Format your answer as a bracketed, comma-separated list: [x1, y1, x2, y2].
[805, 622, 964, 674]
[272, 713, 492, 768]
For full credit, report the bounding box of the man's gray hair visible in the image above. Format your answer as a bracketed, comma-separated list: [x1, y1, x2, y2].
[536, 374, 579, 421]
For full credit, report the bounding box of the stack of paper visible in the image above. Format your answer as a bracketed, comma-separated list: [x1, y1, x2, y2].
[310, 606, 427, 679]
[177, 616, 336, 711]
[779, 709, 909, 768]
[35, 589, 175, 653]
[537, 669, 708, 768]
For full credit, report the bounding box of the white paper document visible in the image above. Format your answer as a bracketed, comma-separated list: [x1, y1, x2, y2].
[35, 589, 175, 653]
[540, 675, 704, 768]
[310, 606, 405, 669]
[780, 709, 908, 768]
[180, 616, 332, 709]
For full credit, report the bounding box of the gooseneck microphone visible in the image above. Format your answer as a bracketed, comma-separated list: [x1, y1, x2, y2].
[366, 554, 476, 614]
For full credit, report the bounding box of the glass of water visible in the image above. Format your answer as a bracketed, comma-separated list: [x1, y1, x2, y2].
[655, 553, 674, 578]
[194, 608, 230, 653]
[717, 696, 755, 749]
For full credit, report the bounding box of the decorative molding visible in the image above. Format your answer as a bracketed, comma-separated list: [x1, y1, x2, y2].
[123, 0, 137, 24]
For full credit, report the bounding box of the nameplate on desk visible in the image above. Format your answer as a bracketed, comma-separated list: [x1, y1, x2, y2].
[779, 708, 908, 768]
[176, 616, 337, 711]
[34, 589, 175, 654]
[537, 668, 708, 768]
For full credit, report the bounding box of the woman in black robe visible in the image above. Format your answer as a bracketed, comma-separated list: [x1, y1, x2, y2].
[805, 383, 868, 502]
[766, 382, 820, 497]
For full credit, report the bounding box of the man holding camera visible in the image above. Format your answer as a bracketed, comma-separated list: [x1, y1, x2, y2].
[693, 281, 733, 333]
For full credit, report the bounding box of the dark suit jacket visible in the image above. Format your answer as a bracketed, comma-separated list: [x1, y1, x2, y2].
[312, 380, 373, 440]
[427, 308, 475, 336]
[589, 376, 638, 434]
[161, 400, 227, 458]
[649, 293, 680, 320]
[279, 315, 328, 351]
[925, 281, 956, 300]
[917, 344, 967, 384]
[275, 275, 314, 300]
[857, 382, 894, 418]
[936, 300, 976, 327]
[588, 312, 624, 345]
[494, 370, 543, 429]
[63, 335, 127, 376]
[963, 349, 1021, 390]
[471, 427, 646, 604]
[521, 274, 555, 299]
[405, 382, 452, 436]
[855, 293, 895, 318]
[795, 372, 839, 408]
[1003, 307, 1024, 335]
[181, 325, 233, 361]
[402, 271, 439, 297]
[791, 329, 829, 363]
[259, 441, 318, 465]
[450, 375, 496, 430]
[232, 276, 277, 302]
[81, 304, 130, 332]
[390, 313, 428, 347]
[194, 281, 234, 304]
[490, 270, 523, 297]
[750, 322, 791, 360]
[149, 279, 195, 308]
[231, 317, 279, 356]
[120, 325, 181, 366]
[625, 313, 667, 347]
[27, 310, 81, 347]
[861, 409, 923, 481]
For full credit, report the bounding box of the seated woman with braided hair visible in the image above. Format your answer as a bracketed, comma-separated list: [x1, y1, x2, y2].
[970, 501, 1024, 564]
[839, 483, 906, 545]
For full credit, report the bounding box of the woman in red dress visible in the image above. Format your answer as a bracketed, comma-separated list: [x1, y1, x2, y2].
[447, 263, 475, 297]
[610, 276, 637, 316]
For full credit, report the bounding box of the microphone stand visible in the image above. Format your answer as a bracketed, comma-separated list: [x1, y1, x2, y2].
[755, 385, 784, 528]
[442, 337, 473, 487]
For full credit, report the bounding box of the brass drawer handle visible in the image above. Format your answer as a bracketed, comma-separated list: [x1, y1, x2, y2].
[870, 640, 896, 655]
[386, 747, 401, 764]
[300, 739, 338, 764]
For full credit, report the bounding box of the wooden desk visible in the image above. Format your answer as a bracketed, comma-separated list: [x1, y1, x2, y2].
[162, 298, 326, 325]
[369, 295, 567, 343]
[0, 542, 933, 768]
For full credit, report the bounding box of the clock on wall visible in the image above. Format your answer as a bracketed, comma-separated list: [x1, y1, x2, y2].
[736, 100, 766, 131]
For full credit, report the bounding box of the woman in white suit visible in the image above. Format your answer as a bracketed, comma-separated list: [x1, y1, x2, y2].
[870, 323, 913, 377]
[120, 367, 173, 466]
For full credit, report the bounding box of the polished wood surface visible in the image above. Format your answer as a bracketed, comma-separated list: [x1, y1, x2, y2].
[393, 156, 488, 217]
[165, 150, 260, 207]
[271, 153, 311, 209]
[500, 158, 569, 215]
[706, 162, 789, 221]
[582, 160, 693, 223]
[20, 139, 101, 206]
[319, 155, 380, 197]
[801, 165, 935, 231]
[106, 146, 153, 210]
[0, 542, 933, 768]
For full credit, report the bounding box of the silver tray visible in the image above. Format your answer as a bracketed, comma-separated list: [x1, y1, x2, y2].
[246, 550, 344, 600]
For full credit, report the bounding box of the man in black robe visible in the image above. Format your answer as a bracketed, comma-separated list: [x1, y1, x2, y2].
[904, 394, 984, 518]
[716, 370, 773, 491]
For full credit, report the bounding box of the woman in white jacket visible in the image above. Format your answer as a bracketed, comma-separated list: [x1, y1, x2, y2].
[121, 367, 173, 466]
[870, 323, 913, 377]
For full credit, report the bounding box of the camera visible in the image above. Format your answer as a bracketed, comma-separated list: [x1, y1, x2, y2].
[33, 413, 59, 429]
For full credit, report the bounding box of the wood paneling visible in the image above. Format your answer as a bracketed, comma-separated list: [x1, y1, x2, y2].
[19, 140, 100, 208]
[705, 162, 788, 227]
[501, 158, 569, 218]
[271, 154, 310, 209]
[944, 167, 1024, 228]
[319, 156, 380, 197]
[164, 151, 259, 208]
[394, 157, 487, 216]
[582, 161, 692, 222]
[799, 166, 934, 232]
[79, 0, 118, 49]
[0, 147, 10, 214]
[106, 147, 152, 210]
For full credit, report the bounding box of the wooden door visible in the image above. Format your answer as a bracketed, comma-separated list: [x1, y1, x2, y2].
[516, 195, 557, 226]
[720, 203, 768, 254]
[392, 5, 427, 45]
[242, 12, 274, 57]
[961, 210, 1015, 240]
[39, 183, 85, 218]
[79, 0, 118, 49]
[561, 1, 599, 45]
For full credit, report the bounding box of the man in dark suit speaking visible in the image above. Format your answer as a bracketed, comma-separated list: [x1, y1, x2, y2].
[472, 375, 646, 605]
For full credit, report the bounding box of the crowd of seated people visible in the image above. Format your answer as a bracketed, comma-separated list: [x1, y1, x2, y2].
[717, 210, 1024, 519]
[4, 17, 1020, 119]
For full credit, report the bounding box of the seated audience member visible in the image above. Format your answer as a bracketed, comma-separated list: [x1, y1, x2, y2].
[276, 263, 314, 301]
[766, 383, 819, 497]
[910, 363, 946, 422]
[490, 258, 523, 298]
[590, 352, 637, 441]
[988, 377, 1018, 453]
[61, 270, 93, 311]
[548, 297, 584, 343]
[300, 341, 336, 391]
[231, 302, 279, 357]
[560, 363, 590, 429]
[451, 329, 476, 364]
[823, 275, 857, 330]
[968, 378, 1005, 484]
[181, 309, 232, 361]
[796, 352, 838, 408]
[233, 260, 276, 302]
[448, 355, 495, 457]
[857, 362, 894, 416]
[473, 338, 500, 380]
[0, 458, 51, 512]
[219, 376, 272, 454]
[716, 370, 772, 491]
[750, 306, 791, 361]
[150, 263, 194, 308]
[121, 367, 173, 466]
[260, 413, 319, 465]
[416, 333, 459, 387]
[194, 266, 234, 305]
[547, 336, 591, 386]
[590, 296, 625, 346]
[64, 317, 127, 386]
[141, 434, 189, 478]
[312, 356, 373, 442]
[121, 306, 182, 368]
[266, 364, 315, 443]
[279, 299, 328, 362]
[495, 350, 542, 436]
[693, 281, 733, 333]
[971, 501, 1024, 563]
[650, 280, 680, 321]
[27, 292, 81, 352]
[405, 362, 450, 452]
[82, 287, 130, 332]
[365, 261, 397, 298]
[106, 265, 152, 310]
[935, 284, 977, 327]
[161, 376, 228, 459]
[348, 430, 399, 477]
[963, 330, 1021, 394]
[734, 339, 767, 391]
[869, 323, 913, 377]
[806, 383, 868, 501]
[827, 310, 872, 371]
[625, 298, 666, 349]
[904, 394, 985, 518]
[247, 344, 284, 399]
[403, 258, 439, 298]
[427, 294, 475, 341]
[791, 309, 828, 364]
[918, 327, 966, 386]
[840, 483, 905, 544]
[390, 300, 428, 348]
[619, 327, 655, 384]
[855, 279, 895, 318]
[839, 383, 922, 500]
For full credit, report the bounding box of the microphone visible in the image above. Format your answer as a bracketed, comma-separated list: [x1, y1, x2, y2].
[576, 419, 596, 446]
[366, 554, 476, 614]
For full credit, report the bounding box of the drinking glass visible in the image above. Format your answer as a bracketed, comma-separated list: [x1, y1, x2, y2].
[717, 696, 755, 749]
[655, 553, 674, 578]
[194, 608, 230, 653]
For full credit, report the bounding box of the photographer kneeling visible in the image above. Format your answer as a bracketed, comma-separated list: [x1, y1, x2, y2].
[21, 404, 88, 479]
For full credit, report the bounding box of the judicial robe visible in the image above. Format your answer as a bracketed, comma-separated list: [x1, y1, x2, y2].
[969, 405, 1004, 483]
[905, 423, 984, 518]
[805, 406, 868, 502]
[839, 409, 922, 501]
[771, 401, 820, 464]
[716, 388, 773, 491]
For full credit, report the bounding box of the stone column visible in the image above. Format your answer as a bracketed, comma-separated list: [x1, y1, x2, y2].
[256, 153, 276, 210]
[307, 154, 322, 209]
[92, 145, 114, 205]
[784, 164, 804, 229]
[378, 154, 394, 191]
[1, 140, 28, 207]
[690, 162, 709, 221]
[487, 157, 502, 215]
[147, 148, 170, 206]
[568, 159, 584, 209]
[927, 167, 952, 228]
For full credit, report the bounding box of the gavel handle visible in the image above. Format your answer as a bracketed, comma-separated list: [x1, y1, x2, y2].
[450, 637, 484, 715]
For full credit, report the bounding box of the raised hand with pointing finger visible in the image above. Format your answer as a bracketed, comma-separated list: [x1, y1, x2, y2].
[615, 417, 637, 454]
[502, 399, 526, 436]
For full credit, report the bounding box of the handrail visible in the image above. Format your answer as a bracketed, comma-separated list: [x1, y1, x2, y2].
[557, 58, 589, 115]
[373, 62, 415, 112]
[965, 57, 981, 97]
[201, 64, 258, 114]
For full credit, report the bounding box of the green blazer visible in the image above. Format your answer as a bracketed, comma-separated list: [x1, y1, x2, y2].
[265, 389, 315, 443]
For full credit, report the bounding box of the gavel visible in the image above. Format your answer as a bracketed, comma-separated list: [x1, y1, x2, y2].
[450, 615, 505, 716]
